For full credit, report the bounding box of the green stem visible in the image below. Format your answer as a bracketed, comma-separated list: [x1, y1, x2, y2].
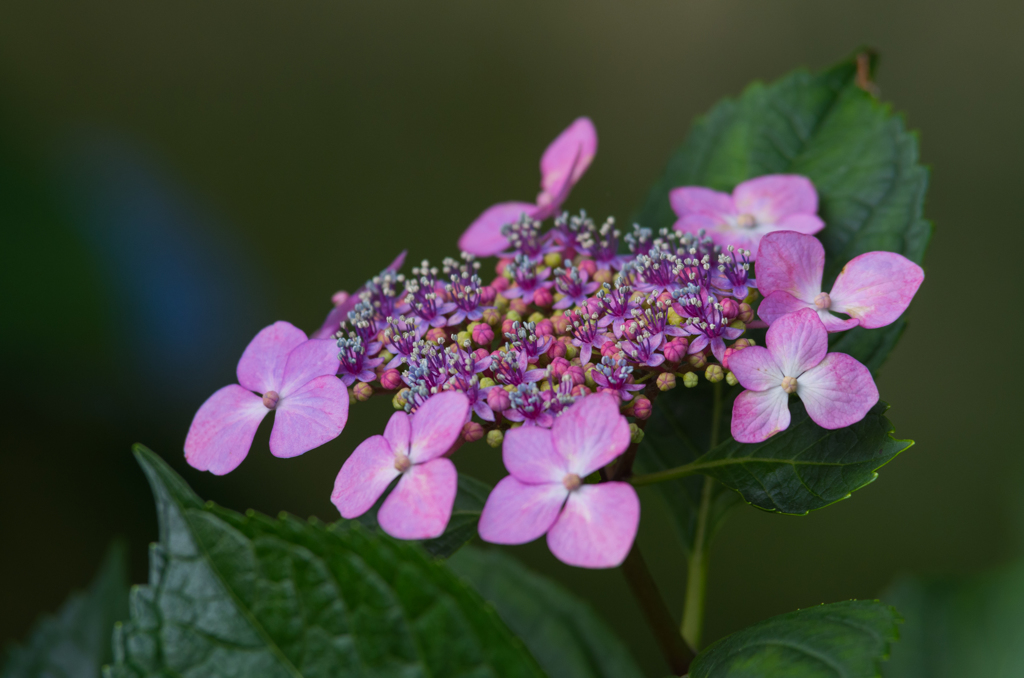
[621, 545, 694, 675]
[680, 381, 723, 653]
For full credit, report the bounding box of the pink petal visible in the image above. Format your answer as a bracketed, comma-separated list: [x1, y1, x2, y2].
[775, 213, 825, 236]
[534, 117, 597, 219]
[184, 384, 268, 475]
[757, 291, 816, 325]
[669, 186, 735, 217]
[278, 339, 342, 397]
[727, 345, 784, 392]
[551, 394, 631, 477]
[828, 251, 924, 329]
[797, 353, 879, 429]
[817, 311, 861, 333]
[766, 308, 828, 377]
[733, 174, 818, 223]
[377, 458, 458, 540]
[730, 387, 791, 443]
[672, 213, 723, 236]
[754, 231, 824, 301]
[408, 391, 471, 463]
[383, 410, 412, 458]
[458, 201, 537, 257]
[269, 375, 349, 458]
[503, 426, 567, 484]
[331, 435, 399, 519]
[478, 476, 567, 545]
[546, 483, 639, 569]
[236, 321, 308, 393]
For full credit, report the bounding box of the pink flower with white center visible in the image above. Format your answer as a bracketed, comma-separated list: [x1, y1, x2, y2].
[729, 308, 879, 443]
[185, 321, 349, 475]
[755, 231, 925, 332]
[331, 391, 470, 540]
[459, 117, 598, 257]
[478, 394, 640, 568]
[670, 174, 824, 252]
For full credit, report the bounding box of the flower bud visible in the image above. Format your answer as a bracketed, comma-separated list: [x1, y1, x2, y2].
[462, 421, 485, 443]
[682, 372, 699, 388]
[457, 330, 473, 346]
[688, 352, 707, 369]
[549, 341, 567, 359]
[539, 379, 552, 391]
[378, 348, 395, 364]
[565, 364, 585, 386]
[350, 382, 373, 402]
[571, 384, 592, 397]
[663, 338, 689, 363]
[666, 307, 684, 327]
[510, 298, 529, 316]
[584, 364, 598, 389]
[552, 313, 570, 334]
[482, 308, 502, 326]
[425, 327, 447, 344]
[533, 288, 554, 308]
[487, 387, 511, 413]
[493, 293, 510, 311]
[725, 371, 739, 387]
[393, 389, 409, 409]
[491, 276, 510, 293]
[479, 377, 496, 388]
[479, 285, 498, 305]
[496, 258, 512, 276]
[578, 259, 597, 277]
[632, 396, 652, 420]
[656, 373, 677, 391]
[472, 322, 495, 346]
[600, 341, 621, 359]
[594, 269, 615, 285]
[721, 298, 740, 320]
[505, 309, 522, 323]
[629, 423, 645, 445]
[473, 348, 490, 362]
[549, 356, 571, 380]
[486, 429, 504, 448]
[738, 302, 754, 324]
[705, 365, 724, 383]
[563, 343, 579, 360]
[535, 318, 554, 336]
[331, 290, 350, 306]
[501, 318, 516, 336]
[732, 338, 754, 350]
[380, 369, 403, 390]
[544, 252, 563, 268]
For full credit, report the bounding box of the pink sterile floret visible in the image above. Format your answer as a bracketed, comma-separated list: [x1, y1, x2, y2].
[459, 117, 598, 257]
[728, 308, 878, 443]
[755, 231, 925, 332]
[669, 174, 824, 252]
[185, 321, 350, 475]
[478, 393, 640, 569]
[331, 391, 470, 540]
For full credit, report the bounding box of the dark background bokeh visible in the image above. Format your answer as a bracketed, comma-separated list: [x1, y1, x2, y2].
[2, 1, 1022, 675]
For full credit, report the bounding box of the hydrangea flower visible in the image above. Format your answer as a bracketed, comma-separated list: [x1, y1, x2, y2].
[185, 321, 349, 475]
[331, 391, 470, 539]
[459, 117, 598, 256]
[729, 308, 878, 443]
[755, 231, 925, 332]
[312, 251, 406, 339]
[478, 394, 640, 568]
[670, 175, 824, 252]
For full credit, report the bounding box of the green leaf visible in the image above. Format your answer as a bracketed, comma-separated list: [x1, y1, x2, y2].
[881, 560, 1024, 678]
[107, 444, 544, 678]
[355, 474, 491, 559]
[688, 401, 911, 514]
[448, 547, 645, 678]
[690, 600, 901, 678]
[633, 381, 739, 554]
[635, 53, 932, 368]
[2, 542, 129, 678]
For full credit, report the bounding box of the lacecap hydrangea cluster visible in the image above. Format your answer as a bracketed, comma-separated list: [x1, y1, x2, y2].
[184, 118, 924, 569]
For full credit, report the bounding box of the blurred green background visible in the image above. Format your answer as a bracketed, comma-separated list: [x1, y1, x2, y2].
[2, 1, 1023, 675]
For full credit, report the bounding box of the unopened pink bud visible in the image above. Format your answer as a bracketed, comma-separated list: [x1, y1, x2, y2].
[352, 382, 374, 402]
[331, 290, 350, 306]
[566, 365, 585, 386]
[622, 319, 639, 340]
[472, 347, 490, 363]
[549, 341, 567, 359]
[656, 373, 677, 391]
[552, 314, 570, 334]
[632, 396, 652, 420]
[462, 421, 485, 443]
[663, 339, 689, 363]
[472, 323, 495, 346]
[425, 327, 447, 344]
[496, 258, 513, 276]
[491, 276, 510, 292]
[535, 319, 554, 336]
[380, 369, 403, 390]
[732, 338, 754, 350]
[262, 390, 280, 409]
[721, 298, 740, 320]
[501, 318, 516, 336]
[578, 259, 597, 277]
[722, 347, 736, 369]
[738, 302, 754, 324]
[601, 341, 621, 359]
[549, 357, 571, 380]
[571, 384, 592, 397]
[487, 387, 511, 413]
[534, 288, 554, 308]
[510, 298, 529, 316]
[479, 286, 498, 305]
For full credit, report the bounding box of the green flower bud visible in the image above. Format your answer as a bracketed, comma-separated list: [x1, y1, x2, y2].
[393, 389, 409, 410]
[528, 312, 546, 324]
[705, 365, 724, 383]
[479, 377, 496, 389]
[725, 371, 739, 387]
[486, 429, 504, 448]
[629, 423, 645, 445]
[688, 352, 707, 369]
[544, 252, 563, 268]
[506, 310, 522, 323]
[682, 372, 699, 388]
[656, 373, 677, 391]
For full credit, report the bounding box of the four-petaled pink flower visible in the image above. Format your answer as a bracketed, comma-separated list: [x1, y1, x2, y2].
[670, 175, 824, 252]
[185, 321, 349, 475]
[459, 117, 598, 257]
[755, 231, 925, 332]
[478, 394, 640, 568]
[332, 391, 470, 539]
[729, 308, 878, 443]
